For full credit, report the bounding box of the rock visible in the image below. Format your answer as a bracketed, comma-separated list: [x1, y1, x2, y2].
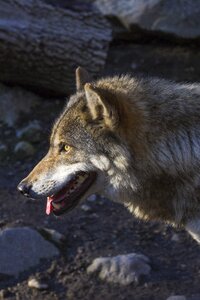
[0, 289, 14, 299]
[166, 296, 186, 300]
[87, 194, 97, 202]
[39, 228, 66, 245]
[95, 0, 200, 40]
[14, 141, 35, 158]
[81, 204, 92, 212]
[171, 233, 180, 242]
[28, 278, 48, 290]
[16, 121, 42, 143]
[131, 63, 138, 70]
[0, 227, 59, 276]
[87, 252, 151, 285]
[0, 144, 8, 160]
[0, 83, 40, 126]
[189, 295, 200, 300]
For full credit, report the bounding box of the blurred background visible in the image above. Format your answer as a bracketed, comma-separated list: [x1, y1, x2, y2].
[0, 0, 200, 299]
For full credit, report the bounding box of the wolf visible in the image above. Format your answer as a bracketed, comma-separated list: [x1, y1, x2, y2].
[18, 67, 200, 284]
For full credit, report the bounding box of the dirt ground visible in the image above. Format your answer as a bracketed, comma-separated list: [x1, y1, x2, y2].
[1, 39, 200, 300]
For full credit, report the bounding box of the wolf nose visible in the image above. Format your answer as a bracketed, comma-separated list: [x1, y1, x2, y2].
[17, 181, 32, 197]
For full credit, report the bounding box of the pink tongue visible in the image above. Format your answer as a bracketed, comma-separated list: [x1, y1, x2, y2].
[46, 197, 54, 215]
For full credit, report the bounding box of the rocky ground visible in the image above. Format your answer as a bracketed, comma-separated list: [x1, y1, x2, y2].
[1, 40, 200, 300]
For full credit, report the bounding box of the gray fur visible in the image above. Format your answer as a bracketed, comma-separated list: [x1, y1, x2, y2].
[19, 70, 200, 243]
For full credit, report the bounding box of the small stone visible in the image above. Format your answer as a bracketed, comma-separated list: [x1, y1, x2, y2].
[28, 278, 48, 290]
[14, 141, 35, 158]
[166, 296, 186, 300]
[131, 62, 138, 69]
[81, 204, 92, 212]
[17, 121, 42, 143]
[171, 233, 180, 242]
[0, 220, 7, 227]
[0, 289, 13, 299]
[190, 295, 200, 300]
[87, 253, 151, 285]
[90, 213, 99, 218]
[87, 194, 97, 202]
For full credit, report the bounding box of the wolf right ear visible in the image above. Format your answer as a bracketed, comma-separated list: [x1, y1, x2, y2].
[75, 67, 91, 91]
[84, 83, 118, 129]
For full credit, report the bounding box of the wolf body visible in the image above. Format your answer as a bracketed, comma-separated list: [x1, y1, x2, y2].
[18, 68, 200, 244]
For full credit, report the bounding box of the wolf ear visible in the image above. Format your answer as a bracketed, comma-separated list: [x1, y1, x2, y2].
[84, 83, 118, 128]
[75, 67, 91, 91]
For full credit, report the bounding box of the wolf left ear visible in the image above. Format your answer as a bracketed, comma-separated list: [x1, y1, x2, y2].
[75, 67, 91, 91]
[84, 83, 118, 128]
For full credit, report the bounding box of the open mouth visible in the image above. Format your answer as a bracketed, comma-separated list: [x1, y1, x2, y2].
[46, 171, 97, 216]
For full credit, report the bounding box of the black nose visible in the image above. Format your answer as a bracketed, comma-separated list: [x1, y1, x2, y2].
[17, 181, 32, 197]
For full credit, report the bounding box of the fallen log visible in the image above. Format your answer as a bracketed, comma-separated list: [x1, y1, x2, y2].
[0, 0, 112, 96]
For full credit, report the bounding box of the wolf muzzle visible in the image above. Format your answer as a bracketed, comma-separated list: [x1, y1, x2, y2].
[17, 180, 32, 198]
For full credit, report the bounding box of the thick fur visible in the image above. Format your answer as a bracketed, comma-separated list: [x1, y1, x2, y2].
[19, 68, 200, 241]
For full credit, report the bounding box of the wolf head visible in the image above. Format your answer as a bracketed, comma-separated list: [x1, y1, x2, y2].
[18, 67, 140, 216]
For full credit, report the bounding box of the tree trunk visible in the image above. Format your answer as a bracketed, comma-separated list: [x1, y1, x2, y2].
[0, 0, 112, 96]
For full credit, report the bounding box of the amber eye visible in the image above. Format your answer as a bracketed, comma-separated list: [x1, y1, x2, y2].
[64, 145, 71, 153]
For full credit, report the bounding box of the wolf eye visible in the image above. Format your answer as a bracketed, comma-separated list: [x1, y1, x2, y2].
[64, 145, 71, 153]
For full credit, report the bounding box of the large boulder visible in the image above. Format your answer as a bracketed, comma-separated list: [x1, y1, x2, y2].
[95, 0, 200, 39]
[0, 227, 59, 276]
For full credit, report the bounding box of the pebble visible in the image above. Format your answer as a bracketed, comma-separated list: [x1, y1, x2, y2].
[14, 141, 35, 158]
[87, 194, 97, 202]
[81, 204, 92, 212]
[166, 296, 186, 300]
[171, 233, 180, 242]
[131, 62, 138, 69]
[87, 252, 151, 285]
[190, 295, 200, 300]
[16, 121, 42, 143]
[0, 289, 13, 299]
[28, 278, 48, 290]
